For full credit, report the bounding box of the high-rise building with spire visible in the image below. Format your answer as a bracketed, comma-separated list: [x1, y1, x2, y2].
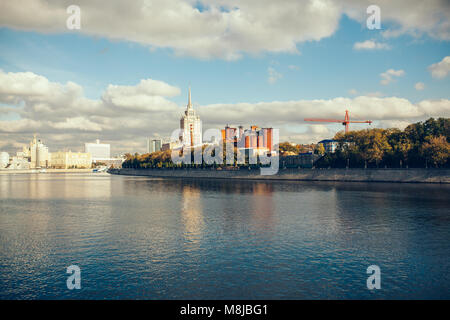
[179, 87, 202, 147]
[22, 134, 49, 168]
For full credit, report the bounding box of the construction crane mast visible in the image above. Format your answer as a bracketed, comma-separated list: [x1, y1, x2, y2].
[304, 110, 372, 134]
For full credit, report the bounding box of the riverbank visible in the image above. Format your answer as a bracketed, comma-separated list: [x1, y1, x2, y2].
[0, 168, 94, 174]
[109, 167, 450, 184]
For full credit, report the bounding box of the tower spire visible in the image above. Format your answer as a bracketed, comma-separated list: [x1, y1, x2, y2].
[187, 86, 192, 109]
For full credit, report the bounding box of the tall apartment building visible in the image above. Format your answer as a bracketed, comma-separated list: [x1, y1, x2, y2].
[146, 138, 162, 153]
[221, 125, 274, 152]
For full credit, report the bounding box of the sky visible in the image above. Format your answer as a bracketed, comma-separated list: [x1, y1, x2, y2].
[0, 0, 449, 155]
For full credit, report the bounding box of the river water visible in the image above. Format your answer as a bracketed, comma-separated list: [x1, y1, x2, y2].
[0, 173, 449, 299]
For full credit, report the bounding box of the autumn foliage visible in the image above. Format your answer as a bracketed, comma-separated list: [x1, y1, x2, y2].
[316, 117, 449, 168]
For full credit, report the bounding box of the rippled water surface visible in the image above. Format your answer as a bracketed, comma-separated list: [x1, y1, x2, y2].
[0, 173, 449, 299]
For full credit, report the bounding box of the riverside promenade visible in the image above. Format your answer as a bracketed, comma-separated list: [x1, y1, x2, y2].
[109, 167, 450, 184]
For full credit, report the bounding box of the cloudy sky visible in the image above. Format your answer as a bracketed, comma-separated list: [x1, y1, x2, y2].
[0, 0, 449, 155]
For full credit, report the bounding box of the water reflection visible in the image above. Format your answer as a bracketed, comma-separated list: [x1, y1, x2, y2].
[0, 173, 112, 199]
[249, 183, 275, 232]
[1, 174, 449, 299]
[181, 185, 204, 244]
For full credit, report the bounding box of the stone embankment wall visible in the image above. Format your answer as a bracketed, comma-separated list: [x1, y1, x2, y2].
[109, 168, 450, 184]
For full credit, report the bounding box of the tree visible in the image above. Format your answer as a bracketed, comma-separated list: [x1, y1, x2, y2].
[421, 136, 450, 167]
[316, 143, 325, 155]
[278, 142, 299, 155]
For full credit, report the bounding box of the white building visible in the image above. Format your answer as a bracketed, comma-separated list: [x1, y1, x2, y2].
[22, 134, 49, 168]
[179, 87, 202, 148]
[10, 156, 30, 170]
[0, 152, 9, 168]
[84, 139, 110, 162]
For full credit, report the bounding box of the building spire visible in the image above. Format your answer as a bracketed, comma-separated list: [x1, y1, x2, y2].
[187, 86, 192, 109]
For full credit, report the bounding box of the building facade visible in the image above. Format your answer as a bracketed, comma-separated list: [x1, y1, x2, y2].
[0, 152, 9, 168]
[147, 138, 162, 153]
[318, 139, 339, 153]
[162, 141, 179, 151]
[179, 87, 202, 148]
[10, 156, 30, 170]
[22, 134, 49, 168]
[50, 151, 92, 169]
[221, 125, 274, 155]
[84, 139, 110, 162]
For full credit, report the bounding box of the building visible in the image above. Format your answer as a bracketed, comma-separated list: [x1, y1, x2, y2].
[9, 156, 30, 170]
[22, 134, 49, 168]
[221, 125, 275, 156]
[280, 153, 321, 168]
[84, 139, 110, 162]
[318, 139, 339, 153]
[0, 152, 9, 168]
[50, 151, 92, 169]
[161, 141, 179, 151]
[147, 138, 162, 153]
[179, 87, 202, 148]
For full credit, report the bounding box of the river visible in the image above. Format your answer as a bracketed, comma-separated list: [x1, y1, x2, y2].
[0, 173, 449, 299]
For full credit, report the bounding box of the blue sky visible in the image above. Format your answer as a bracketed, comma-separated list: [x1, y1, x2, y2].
[0, 0, 449, 153]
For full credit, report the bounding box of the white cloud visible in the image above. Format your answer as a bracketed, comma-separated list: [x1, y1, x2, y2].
[51, 117, 102, 131]
[105, 79, 180, 98]
[197, 96, 436, 126]
[353, 40, 390, 50]
[378, 120, 412, 130]
[283, 125, 332, 144]
[0, 70, 183, 153]
[348, 89, 384, 97]
[197, 96, 449, 143]
[415, 82, 425, 91]
[267, 67, 282, 84]
[428, 56, 450, 79]
[343, 0, 450, 41]
[0, 70, 449, 153]
[380, 69, 405, 85]
[0, 0, 341, 60]
[309, 124, 330, 134]
[0, 1, 448, 60]
[288, 65, 300, 71]
[102, 79, 180, 112]
[365, 91, 384, 98]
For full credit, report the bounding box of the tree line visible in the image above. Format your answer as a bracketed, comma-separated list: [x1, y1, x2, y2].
[122, 144, 270, 169]
[122, 117, 449, 169]
[316, 117, 449, 168]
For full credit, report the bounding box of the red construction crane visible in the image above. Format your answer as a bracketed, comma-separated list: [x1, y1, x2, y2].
[304, 110, 372, 134]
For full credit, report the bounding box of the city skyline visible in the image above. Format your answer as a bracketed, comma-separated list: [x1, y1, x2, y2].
[0, 1, 449, 305]
[0, 1, 449, 155]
